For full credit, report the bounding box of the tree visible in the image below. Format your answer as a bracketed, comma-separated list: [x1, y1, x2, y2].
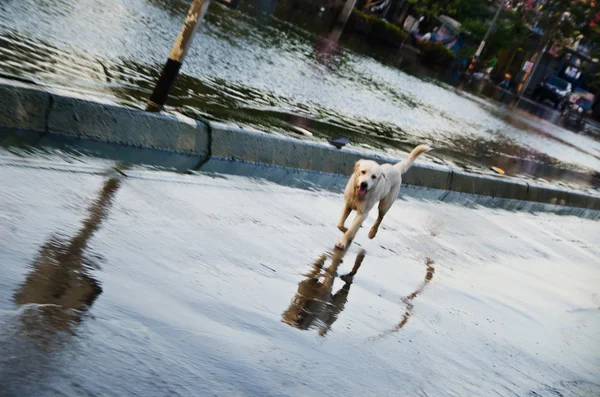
[461, 9, 530, 58]
[505, 0, 600, 95]
[508, 0, 600, 46]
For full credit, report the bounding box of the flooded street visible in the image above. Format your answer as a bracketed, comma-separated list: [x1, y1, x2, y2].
[2, 1, 600, 395]
[1, 150, 599, 396]
[1, 0, 600, 190]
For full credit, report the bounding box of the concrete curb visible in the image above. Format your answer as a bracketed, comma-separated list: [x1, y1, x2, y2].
[1, 77, 599, 218]
[0, 79, 209, 170]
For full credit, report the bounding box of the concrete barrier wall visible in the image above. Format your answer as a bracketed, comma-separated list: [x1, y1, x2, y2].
[0, 80, 209, 169]
[49, 94, 208, 154]
[207, 122, 600, 211]
[1, 77, 599, 217]
[0, 79, 50, 133]
[210, 122, 458, 187]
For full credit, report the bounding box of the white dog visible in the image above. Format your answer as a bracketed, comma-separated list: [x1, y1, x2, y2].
[336, 144, 432, 249]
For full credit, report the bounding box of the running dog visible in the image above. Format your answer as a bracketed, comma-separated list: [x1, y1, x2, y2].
[336, 144, 432, 249]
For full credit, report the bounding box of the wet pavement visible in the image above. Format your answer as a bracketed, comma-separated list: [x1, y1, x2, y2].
[1, 150, 599, 396]
[1, 0, 600, 190]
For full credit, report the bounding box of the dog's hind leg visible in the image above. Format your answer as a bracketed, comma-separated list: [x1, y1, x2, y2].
[368, 187, 399, 239]
[337, 205, 351, 233]
[368, 207, 386, 239]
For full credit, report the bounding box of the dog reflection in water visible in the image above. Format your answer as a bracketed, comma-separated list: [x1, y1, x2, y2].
[282, 248, 365, 336]
[13, 176, 121, 333]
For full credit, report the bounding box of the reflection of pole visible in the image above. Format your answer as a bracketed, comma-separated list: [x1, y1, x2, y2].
[14, 176, 122, 329]
[147, 0, 211, 112]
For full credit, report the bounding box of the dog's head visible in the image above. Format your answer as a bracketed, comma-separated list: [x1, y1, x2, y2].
[353, 160, 382, 199]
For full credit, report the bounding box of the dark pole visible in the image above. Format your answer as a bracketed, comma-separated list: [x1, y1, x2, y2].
[338, 0, 358, 27]
[474, 2, 502, 59]
[147, 0, 211, 112]
[468, 1, 501, 72]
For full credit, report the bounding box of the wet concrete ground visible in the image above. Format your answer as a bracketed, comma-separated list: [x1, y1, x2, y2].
[1, 150, 599, 396]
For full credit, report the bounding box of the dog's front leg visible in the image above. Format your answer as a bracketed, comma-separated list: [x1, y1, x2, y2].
[337, 205, 351, 233]
[335, 211, 367, 250]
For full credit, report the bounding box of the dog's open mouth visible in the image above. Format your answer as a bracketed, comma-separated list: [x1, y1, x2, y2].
[357, 186, 367, 197]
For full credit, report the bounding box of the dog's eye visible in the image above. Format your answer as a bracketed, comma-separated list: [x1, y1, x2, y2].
[372, 175, 377, 179]
[361, 170, 366, 175]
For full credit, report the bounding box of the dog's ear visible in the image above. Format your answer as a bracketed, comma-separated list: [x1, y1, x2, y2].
[354, 160, 363, 173]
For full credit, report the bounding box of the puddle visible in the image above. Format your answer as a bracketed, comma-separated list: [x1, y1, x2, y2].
[0, 152, 598, 396]
[282, 248, 365, 336]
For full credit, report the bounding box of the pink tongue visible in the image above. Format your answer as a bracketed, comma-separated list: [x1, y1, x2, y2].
[358, 187, 366, 195]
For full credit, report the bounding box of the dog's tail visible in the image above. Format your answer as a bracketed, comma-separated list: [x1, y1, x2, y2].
[394, 144, 432, 174]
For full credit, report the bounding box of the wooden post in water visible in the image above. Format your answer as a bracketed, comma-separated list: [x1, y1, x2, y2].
[147, 0, 211, 112]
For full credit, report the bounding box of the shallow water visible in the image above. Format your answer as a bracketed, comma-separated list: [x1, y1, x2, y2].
[1, 0, 600, 189]
[0, 149, 599, 396]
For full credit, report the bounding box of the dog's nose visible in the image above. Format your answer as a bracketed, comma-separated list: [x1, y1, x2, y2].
[360, 182, 368, 190]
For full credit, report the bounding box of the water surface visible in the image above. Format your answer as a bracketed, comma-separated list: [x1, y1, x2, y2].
[1, 0, 600, 189]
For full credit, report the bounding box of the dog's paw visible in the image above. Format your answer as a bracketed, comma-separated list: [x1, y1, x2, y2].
[337, 225, 348, 233]
[335, 240, 347, 250]
[368, 227, 378, 239]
